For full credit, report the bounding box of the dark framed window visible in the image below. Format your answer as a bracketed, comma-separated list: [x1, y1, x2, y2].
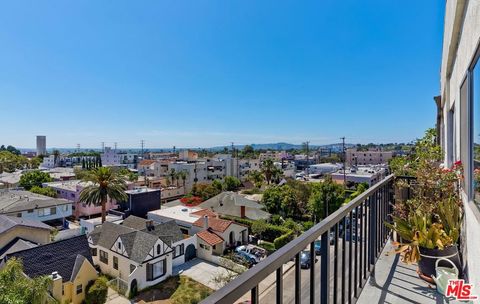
[113, 256, 118, 270]
[130, 264, 136, 274]
[156, 244, 161, 255]
[99, 250, 108, 264]
[76, 284, 82, 295]
[146, 259, 166, 281]
[50, 207, 56, 215]
[173, 244, 185, 258]
[91, 248, 97, 256]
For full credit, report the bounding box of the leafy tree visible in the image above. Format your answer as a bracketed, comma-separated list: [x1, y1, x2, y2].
[79, 167, 128, 223]
[308, 176, 344, 221]
[211, 179, 223, 192]
[251, 219, 267, 238]
[223, 176, 241, 191]
[0, 151, 29, 173]
[262, 185, 300, 218]
[30, 186, 57, 198]
[241, 145, 255, 158]
[0, 258, 53, 304]
[19, 170, 53, 190]
[85, 276, 108, 304]
[28, 157, 42, 169]
[248, 170, 264, 188]
[0, 145, 21, 155]
[168, 168, 178, 186]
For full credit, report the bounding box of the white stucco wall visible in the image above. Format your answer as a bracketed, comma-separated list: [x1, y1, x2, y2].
[441, 0, 480, 296]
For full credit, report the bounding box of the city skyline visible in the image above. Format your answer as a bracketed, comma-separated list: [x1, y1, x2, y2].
[0, 1, 444, 148]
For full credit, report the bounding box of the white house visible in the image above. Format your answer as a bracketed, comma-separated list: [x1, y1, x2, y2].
[101, 147, 121, 166]
[87, 216, 195, 294]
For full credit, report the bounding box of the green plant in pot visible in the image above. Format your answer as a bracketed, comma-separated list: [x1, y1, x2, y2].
[387, 197, 462, 283]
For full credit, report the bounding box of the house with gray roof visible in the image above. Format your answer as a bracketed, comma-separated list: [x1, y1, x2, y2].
[0, 214, 53, 258]
[88, 215, 196, 295]
[199, 191, 271, 220]
[0, 190, 72, 223]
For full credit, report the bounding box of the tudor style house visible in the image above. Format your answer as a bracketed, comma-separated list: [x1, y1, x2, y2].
[87, 216, 195, 295]
[3, 235, 97, 304]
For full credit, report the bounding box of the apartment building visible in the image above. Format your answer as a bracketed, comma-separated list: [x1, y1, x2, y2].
[100, 147, 121, 166]
[439, 0, 480, 293]
[346, 149, 393, 166]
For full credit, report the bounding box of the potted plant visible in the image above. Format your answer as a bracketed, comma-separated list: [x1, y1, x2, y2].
[387, 197, 462, 282]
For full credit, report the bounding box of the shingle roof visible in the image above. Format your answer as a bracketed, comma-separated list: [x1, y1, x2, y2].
[5, 235, 93, 282]
[193, 216, 232, 232]
[0, 190, 71, 214]
[139, 160, 157, 166]
[199, 192, 271, 220]
[0, 215, 52, 235]
[89, 216, 184, 264]
[197, 229, 224, 246]
[0, 238, 38, 259]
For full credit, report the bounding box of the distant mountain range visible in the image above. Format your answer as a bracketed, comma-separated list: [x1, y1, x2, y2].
[20, 142, 356, 153]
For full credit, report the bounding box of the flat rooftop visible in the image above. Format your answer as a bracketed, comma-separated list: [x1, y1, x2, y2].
[148, 205, 201, 223]
[126, 187, 161, 194]
[0, 190, 71, 213]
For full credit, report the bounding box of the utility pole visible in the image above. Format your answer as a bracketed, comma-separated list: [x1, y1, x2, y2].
[114, 142, 117, 152]
[141, 140, 145, 157]
[304, 141, 310, 174]
[341, 137, 346, 188]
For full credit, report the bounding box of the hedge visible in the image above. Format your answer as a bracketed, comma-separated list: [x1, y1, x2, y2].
[274, 231, 294, 249]
[220, 215, 291, 243]
[258, 241, 275, 253]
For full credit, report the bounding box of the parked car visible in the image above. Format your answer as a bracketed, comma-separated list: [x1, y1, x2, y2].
[235, 251, 258, 267]
[235, 245, 266, 263]
[300, 251, 312, 269]
[314, 240, 321, 255]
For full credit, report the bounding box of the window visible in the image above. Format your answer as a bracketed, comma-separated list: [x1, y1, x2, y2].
[113, 256, 118, 270]
[472, 51, 480, 203]
[99, 250, 108, 264]
[118, 242, 122, 250]
[50, 207, 56, 215]
[130, 264, 136, 274]
[156, 244, 161, 255]
[146, 260, 166, 281]
[447, 107, 455, 166]
[27, 209, 33, 213]
[173, 244, 184, 258]
[62, 284, 64, 295]
[16, 213, 21, 217]
[76, 284, 82, 295]
[199, 243, 210, 250]
[91, 248, 97, 256]
[62, 205, 68, 211]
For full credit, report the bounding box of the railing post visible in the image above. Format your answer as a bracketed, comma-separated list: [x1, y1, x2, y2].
[321, 231, 330, 304]
[369, 192, 377, 278]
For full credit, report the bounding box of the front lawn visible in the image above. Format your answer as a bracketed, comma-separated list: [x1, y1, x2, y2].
[133, 275, 212, 304]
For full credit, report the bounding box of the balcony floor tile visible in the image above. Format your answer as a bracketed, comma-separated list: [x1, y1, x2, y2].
[357, 242, 461, 304]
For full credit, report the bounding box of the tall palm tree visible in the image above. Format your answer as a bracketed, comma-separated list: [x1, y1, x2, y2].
[79, 167, 128, 223]
[168, 168, 178, 186]
[53, 149, 60, 167]
[261, 159, 276, 184]
[177, 170, 189, 189]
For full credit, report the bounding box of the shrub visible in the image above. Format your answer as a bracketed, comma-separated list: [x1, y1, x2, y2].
[30, 186, 57, 198]
[301, 221, 314, 231]
[258, 241, 275, 253]
[85, 276, 108, 304]
[274, 231, 294, 249]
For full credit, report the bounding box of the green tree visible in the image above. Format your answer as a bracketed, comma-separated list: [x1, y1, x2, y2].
[0, 258, 53, 304]
[30, 186, 57, 198]
[169, 168, 178, 186]
[308, 176, 344, 221]
[251, 219, 267, 239]
[85, 276, 108, 304]
[0, 151, 29, 173]
[262, 185, 300, 218]
[79, 167, 128, 223]
[19, 170, 53, 190]
[223, 176, 241, 191]
[241, 145, 255, 158]
[248, 170, 264, 188]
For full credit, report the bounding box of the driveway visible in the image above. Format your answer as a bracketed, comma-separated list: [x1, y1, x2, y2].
[173, 258, 236, 290]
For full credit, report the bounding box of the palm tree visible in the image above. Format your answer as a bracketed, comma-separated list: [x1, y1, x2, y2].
[177, 170, 189, 189]
[248, 170, 264, 188]
[53, 149, 60, 167]
[79, 167, 128, 223]
[168, 168, 178, 186]
[261, 159, 276, 184]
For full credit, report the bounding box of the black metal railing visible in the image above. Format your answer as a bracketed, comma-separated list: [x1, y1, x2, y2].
[201, 174, 395, 304]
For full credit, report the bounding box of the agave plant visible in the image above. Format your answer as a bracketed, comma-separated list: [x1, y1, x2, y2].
[386, 197, 461, 264]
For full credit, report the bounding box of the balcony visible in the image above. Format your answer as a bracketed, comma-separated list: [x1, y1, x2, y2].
[200, 175, 447, 304]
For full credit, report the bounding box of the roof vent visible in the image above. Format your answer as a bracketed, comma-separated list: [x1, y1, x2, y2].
[181, 208, 188, 212]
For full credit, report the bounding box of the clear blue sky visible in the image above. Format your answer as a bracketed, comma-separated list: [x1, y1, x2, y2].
[0, 1, 445, 149]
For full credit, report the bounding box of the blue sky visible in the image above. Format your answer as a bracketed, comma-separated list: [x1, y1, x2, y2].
[0, 1, 445, 149]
